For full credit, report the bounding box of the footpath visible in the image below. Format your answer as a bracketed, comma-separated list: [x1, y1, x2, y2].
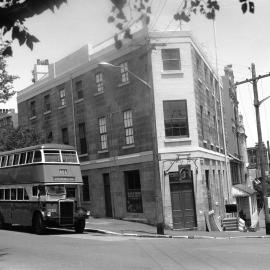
[85, 217, 270, 239]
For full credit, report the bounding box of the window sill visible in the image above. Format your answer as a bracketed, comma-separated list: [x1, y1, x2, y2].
[203, 140, 208, 144]
[43, 110, 51, 115]
[98, 149, 108, 154]
[118, 81, 130, 88]
[122, 144, 135, 149]
[74, 98, 84, 104]
[94, 91, 104, 96]
[29, 116, 37, 120]
[78, 153, 88, 157]
[198, 78, 202, 83]
[58, 105, 66, 110]
[161, 70, 183, 76]
[164, 137, 191, 143]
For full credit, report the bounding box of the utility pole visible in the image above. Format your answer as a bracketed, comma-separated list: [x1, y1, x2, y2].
[235, 63, 270, 234]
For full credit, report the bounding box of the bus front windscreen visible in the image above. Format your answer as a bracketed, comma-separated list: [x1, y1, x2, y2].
[46, 185, 66, 196]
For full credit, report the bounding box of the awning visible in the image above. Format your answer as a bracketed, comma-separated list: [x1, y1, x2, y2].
[232, 184, 256, 198]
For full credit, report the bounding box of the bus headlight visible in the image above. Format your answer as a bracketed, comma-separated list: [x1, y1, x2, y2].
[47, 211, 52, 217]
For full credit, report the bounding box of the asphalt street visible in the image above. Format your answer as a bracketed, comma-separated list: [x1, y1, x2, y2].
[0, 227, 270, 270]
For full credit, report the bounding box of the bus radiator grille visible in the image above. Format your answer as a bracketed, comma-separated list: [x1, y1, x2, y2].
[59, 201, 74, 225]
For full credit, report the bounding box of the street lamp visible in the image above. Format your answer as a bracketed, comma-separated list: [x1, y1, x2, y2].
[99, 61, 165, 235]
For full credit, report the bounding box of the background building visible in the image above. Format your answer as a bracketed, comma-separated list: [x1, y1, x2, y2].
[0, 109, 18, 129]
[18, 28, 233, 230]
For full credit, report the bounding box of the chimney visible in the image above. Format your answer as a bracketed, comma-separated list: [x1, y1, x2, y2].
[32, 59, 49, 83]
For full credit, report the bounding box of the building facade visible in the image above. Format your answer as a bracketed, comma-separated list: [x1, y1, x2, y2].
[0, 109, 18, 129]
[17, 29, 231, 230]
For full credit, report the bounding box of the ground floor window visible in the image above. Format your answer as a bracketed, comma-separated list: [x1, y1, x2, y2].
[125, 170, 143, 213]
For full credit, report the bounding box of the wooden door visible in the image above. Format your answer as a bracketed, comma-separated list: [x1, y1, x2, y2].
[103, 174, 112, 217]
[170, 183, 196, 229]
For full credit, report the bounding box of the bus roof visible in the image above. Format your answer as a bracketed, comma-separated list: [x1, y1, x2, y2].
[0, 144, 76, 156]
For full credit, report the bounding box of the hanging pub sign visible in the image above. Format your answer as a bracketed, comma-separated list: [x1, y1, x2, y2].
[178, 165, 193, 182]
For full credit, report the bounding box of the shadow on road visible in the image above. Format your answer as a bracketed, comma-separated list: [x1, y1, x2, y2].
[1, 225, 77, 235]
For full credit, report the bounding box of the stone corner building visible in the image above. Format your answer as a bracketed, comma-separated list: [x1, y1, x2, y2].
[17, 28, 231, 230]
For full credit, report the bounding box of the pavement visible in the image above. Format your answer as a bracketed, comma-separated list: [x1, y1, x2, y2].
[85, 217, 270, 239]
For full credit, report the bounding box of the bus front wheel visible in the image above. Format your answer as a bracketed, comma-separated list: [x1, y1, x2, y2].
[33, 213, 45, 235]
[74, 219, 85, 233]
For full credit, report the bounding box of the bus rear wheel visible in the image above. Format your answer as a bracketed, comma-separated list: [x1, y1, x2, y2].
[74, 219, 85, 233]
[33, 214, 45, 235]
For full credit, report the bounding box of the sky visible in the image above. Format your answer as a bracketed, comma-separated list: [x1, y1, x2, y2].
[4, 0, 270, 147]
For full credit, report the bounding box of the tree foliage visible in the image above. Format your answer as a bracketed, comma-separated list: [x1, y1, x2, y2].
[0, 43, 18, 102]
[108, 0, 255, 48]
[0, 126, 43, 151]
[0, 0, 67, 56]
[0, 0, 255, 55]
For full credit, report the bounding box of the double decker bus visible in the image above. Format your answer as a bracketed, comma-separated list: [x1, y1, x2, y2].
[0, 144, 89, 234]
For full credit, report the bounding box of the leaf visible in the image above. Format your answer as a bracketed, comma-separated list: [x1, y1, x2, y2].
[25, 34, 39, 50]
[174, 12, 181, 21]
[124, 28, 132, 39]
[116, 22, 123, 30]
[241, 2, 248, 13]
[116, 10, 126, 20]
[145, 15, 150, 25]
[2, 46, 12, 57]
[108, 16, 115, 23]
[249, 2, 255, 13]
[146, 6, 151, 14]
[178, 11, 191, 22]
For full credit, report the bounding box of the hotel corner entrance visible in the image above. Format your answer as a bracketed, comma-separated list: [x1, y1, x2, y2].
[169, 165, 197, 229]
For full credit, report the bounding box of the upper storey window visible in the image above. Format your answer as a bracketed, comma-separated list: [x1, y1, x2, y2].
[120, 62, 129, 83]
[163, 100, 189, 137]
[30, 100, 36, 117]
[161, 49, 181, 71]
[95, 72, 104, 93]
[75, 80, 83, 100]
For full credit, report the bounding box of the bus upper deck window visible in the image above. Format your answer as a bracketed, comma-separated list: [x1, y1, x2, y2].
[17, 188, 23, 200]
[33, 150, 42, 163]
[44, 150, 61, 162]
[33, 185, 46, 197]
[1, 156, 7, 167]
[4, 189, 10, 200]
[13, 154, 20, 165]
[19, 152, 26, 165]
[26, 151, 33, 163]
[0, 189, 4, 200]
[62, 151, 78, 163]
[11, 188, 16, 200]
[23, 188, 29, 200]
[7, 155, 13, 167]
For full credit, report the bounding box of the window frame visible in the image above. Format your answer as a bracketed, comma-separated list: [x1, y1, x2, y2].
[161, 48, 181, 71]
[30, 100, 36, 117]
[95, 72, 104, 93]
[120, 62, 129, 83]
[163, 100, 189, 138]
[59, 86, 66, 107]
[78, 122, 88, 154]
[43, 94, 51, 112]
[75, 80, 83, 100]
[123, 110, 134, 145]
[98, 117, 108, 150]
